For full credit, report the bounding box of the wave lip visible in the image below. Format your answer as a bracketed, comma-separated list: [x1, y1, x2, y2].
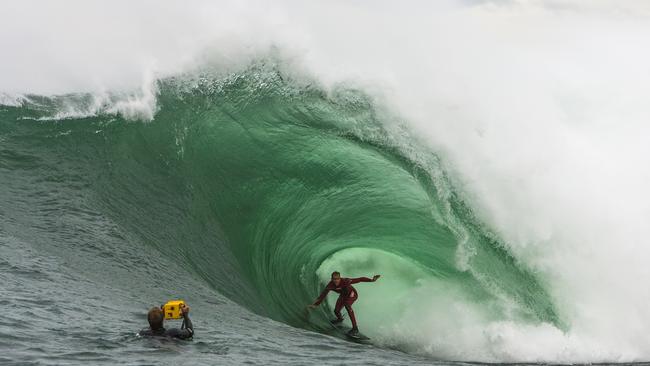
[0, 68, 588, 363]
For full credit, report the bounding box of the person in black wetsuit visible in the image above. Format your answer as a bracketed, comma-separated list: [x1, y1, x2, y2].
[138, 303, 194, 339]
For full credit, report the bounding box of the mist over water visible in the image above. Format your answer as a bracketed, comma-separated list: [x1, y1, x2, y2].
[3, 0, 650, 363]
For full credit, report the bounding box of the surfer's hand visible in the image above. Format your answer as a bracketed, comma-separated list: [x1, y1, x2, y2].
[307, 304, 317, 310]
[181, 304, 191, 314]
[372, 275, 381, 282]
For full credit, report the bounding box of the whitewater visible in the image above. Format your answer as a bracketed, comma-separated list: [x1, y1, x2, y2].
[3, 0, 650, 364]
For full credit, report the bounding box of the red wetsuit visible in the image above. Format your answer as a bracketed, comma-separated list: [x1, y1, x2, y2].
[313, 277, 373, 329]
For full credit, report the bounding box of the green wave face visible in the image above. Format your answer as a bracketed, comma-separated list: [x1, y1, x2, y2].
[1, 65, 560, 355]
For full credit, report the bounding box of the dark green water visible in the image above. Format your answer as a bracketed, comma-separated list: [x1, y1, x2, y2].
[0, 65, 560, 364]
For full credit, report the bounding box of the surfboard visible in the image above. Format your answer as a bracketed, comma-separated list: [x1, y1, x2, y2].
[331, 322, 370, 342]
[305, 307, 370, 343]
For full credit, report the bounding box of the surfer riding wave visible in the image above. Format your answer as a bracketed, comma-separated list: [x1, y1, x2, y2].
[308, 271, 381, 336]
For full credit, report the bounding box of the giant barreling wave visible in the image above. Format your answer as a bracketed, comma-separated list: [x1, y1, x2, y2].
[0, 62, 561, 360]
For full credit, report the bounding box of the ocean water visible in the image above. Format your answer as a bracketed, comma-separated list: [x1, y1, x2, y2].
[3, 1, 650, 365]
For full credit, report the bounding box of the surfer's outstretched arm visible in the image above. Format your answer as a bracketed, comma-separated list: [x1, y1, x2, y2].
[311, 287, 331, 307]
[349, 275, 381, 284]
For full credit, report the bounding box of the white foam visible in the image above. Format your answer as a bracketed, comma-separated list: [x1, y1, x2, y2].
[289, 2, 650, 361]
[0, 93, 28, 107]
